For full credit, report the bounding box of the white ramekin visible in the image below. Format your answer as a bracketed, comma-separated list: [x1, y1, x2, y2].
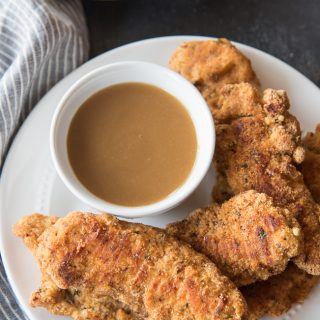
[50, 61, 215, 218]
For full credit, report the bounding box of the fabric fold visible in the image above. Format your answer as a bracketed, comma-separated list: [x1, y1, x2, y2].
[0, 0, 89, 318]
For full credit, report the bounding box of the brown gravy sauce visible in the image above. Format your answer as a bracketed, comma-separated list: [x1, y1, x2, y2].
[67, 83, 197, 206]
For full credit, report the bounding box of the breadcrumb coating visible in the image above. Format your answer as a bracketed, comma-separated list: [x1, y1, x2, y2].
[13, 212, 248, 320]
[170, 39, 260, 117]
[167, 190, 302, 286]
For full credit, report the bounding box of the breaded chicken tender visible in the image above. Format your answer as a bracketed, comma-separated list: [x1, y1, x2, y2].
[214, 85, 320, 319]
[241, 263, 319, 319]
[203, 73, 319, 319]
[211, 118, 319, 319]
[301, 124, 320, 202]
[13, 214, 136, 320]
[212, 84, 304, 199]
[211, 83, 320, 275]
[13, 212, 248, 320]
[169, 39, 320, 317]
[170, 39, 260, 116]
[167, 190, 302, 286]
[13, 214, 58, 254]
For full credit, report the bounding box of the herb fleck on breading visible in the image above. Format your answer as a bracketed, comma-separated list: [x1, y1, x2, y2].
[258, 227, 267, 240]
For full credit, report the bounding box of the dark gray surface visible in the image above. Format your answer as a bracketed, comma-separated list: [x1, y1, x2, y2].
[83, 0, 320, 86]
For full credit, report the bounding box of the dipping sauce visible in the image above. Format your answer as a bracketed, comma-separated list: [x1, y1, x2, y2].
[67, 83, 197, 206]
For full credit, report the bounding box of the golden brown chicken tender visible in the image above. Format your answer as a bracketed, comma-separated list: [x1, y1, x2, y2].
[241, 263, 319, 319]
[167, 190, 302, 287]
[301, 124, 320, 202]
[211, 83, 320, 275]
[169, 39, 260, 116]
[30, 273, 135, 320]
[13, 213, 58, 254]
[14, 213, 135, 320]
[13, 212, 248, 320]
[211, 86, 320, 318]
[169, 39, 320, 317]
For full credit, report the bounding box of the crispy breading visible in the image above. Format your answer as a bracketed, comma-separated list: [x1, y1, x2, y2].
[169, 39, 320, 317]
[301, 124, 320, 202]
[30, 273, 135, 320]
[241, 263, 319, 319]
[302, 125, 320, 151]
[212, 117, 320, 319]
[212, 84, 304, 198]
[13, 213, 58, 254]
[209, 84, 264, 202]
[249, 124, 320, 318]
[13, 212, 248, 320]
[210, 83, 320, 275]
[14, 214, 133, 320]
[212, 88, 320, 318]
[167, 190, 302, 286]
[169, 39, 260, 116]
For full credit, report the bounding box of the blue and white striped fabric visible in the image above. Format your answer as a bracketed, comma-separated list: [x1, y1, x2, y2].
[0, 0, 89, 318]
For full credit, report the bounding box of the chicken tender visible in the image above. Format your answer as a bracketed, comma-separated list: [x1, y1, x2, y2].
[241, 263, 319, 319]
[301, 124, 320, 202]
[14, 213, 135, 320]
[30, 272, 135, 320]
[213, 90, 320, 318]
[211, 83, 320, 275]
[13, 212, 248, 320]
[169, 39, 320, 317]
[208, 84, 320, 318]
[13, 213, 58, 254]
[167, 190, 302, 286]
[170, 39, 260, 116]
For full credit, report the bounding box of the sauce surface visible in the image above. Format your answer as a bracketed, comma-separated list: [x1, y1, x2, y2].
[67, 83, 197, 206]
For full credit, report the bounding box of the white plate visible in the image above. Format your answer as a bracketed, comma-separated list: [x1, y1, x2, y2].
[1, 36, 320, 320]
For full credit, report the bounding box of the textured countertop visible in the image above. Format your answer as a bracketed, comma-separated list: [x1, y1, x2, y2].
[83, 0, 320, 87]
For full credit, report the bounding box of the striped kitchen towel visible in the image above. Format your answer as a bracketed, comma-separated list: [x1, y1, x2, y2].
[0, 0, 89, 318]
